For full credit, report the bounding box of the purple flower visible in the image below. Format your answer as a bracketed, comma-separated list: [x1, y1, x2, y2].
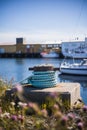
[11, 115, 18, 121]
[77, 122, 83, 130]
[82, 105, 87, 112]
[67, 113, 75, 120]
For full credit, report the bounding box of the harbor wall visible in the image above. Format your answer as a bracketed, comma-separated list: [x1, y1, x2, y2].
[0, 52, 63, 58]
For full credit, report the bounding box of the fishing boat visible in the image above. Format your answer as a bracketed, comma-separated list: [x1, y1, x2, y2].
[60, 59, 87, 75]
[40, 51, 59, 58]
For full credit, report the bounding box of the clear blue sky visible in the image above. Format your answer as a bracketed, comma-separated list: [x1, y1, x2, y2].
[0, 0, 87, 44]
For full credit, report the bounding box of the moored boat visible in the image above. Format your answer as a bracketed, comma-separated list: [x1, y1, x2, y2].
[40, 51, 59, 58]
[60, 59, 87, 75]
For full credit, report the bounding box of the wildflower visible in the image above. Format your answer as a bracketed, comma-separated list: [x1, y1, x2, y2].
[67, 113, 75, 120]
[60, 115, 68, 126]
[4, 112, 10, 119]
[49, 92, 57, 98]
[75, 116, 82, 123]
[53, 111, 62, 119]
[28, 102, 34, 108]
[82, 105, 87, 112]
[18, 115, 24, 122]
[0, 112, 10, 118]
[0, 127, 4, 130]
[18, 102, 27, 108]
[41, 109, 48, 117]
[53, 104, 59, 110]
[28, 102, 40, 113]
[12, 83, 23, 93]
[11, 115, 18, 121]
[11, 102, 15, 106]
[77, 122, 83, 130]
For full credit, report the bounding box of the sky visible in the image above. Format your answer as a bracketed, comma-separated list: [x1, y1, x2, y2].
[0, 0, 87, 44]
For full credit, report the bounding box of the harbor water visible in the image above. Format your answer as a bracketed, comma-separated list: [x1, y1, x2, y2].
[0, 58, 87, 104]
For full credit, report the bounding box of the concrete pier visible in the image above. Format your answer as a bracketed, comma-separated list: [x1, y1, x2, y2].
[18, 83, 81, 107]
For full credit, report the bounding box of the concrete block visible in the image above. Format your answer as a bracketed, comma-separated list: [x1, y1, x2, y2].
[18, 83, 81, 107]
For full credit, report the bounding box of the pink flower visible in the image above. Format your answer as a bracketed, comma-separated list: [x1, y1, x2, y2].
[12, 84, 23, 93]
[53, 104, 59, 110]
[18, 115, 24, 122]
[28, 102, 34, 108]
[0, 127, 4, 130]
[77, 122, 83, 130]
[41, 109, 48, 117]
[60, 115, 68, 126]
[49, 92, 57, 98]
[28, 102, 40, 113]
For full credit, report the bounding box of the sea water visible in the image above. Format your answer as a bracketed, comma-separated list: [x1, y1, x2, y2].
[0, 58, 87, 104]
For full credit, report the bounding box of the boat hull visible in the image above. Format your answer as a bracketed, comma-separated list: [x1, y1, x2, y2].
[60, 68, 87, 75]
[40, 52, 59, 58]
[63, 53, 87, 59]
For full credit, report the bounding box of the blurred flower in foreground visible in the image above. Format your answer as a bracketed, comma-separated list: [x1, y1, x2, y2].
[82, 105, 87, 112]
[77, 122, 83, 130]
[11, 115, 17, 121]
[1, 112, 10, 119]
[60, 115, 68, 126]
[18, 115, 24, 122]
[28, 102, 40, 113]
[18, 102, 27, 108]
[49, 92, 58, 98]
[67, 113, 75, 120]
[12, 84, 23, 93]
[41, 109, 48, 117]
[11, 102, 15, 106]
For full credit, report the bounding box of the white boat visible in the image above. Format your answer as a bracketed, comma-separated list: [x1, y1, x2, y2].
[40, 51, 59, 58]
[60, 59, 87, 75]
[61, 37, 87, 59]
